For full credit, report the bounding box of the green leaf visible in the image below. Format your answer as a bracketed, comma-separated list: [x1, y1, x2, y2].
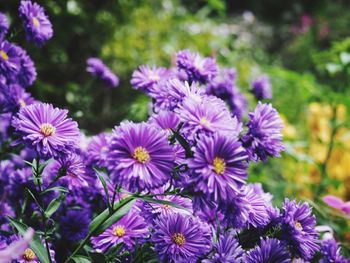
[45, 193, 65, 218]
[95, 169, 111, 210]
[41, 186, 69, 195]
[26, 188, 44, 213]
[171, 128, 193, 157]
[71, 256, 91, 263]
[96, 199, 136, 235]
[7, 217, 50, 263]
[88, 252, 108, 263]
[38, 159, 52, 175]
[88, 196, 134, 233]
[137, 196, 190, 211]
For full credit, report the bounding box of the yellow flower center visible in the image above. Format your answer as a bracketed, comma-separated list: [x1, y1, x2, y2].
[295, 221, 303, 231]
[161, 204, 171, 210]
[213, 157, 225, 175]
[133, 146, 150, 163]
[32, 17, 40, 27]
[0, 50, 9, 61]
[40, 123, 56, 137]
[19, 99, 27, 107]
[113, 225, 126, 237]
[200, 117, 210, 127]
[172, 233, 186, 246]
[23, 248, 36, 261]
[149, 73, 160, 81]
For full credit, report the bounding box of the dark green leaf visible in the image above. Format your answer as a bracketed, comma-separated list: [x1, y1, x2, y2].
[41, 186, 69, 195]
[7, 217, 50, 263]
[95, 169, 111, 210]
[89, 252, 108, 263]
[45, 193, 65, 218]
[26, 188, 44, 212]
[38, 159, 52, 175]
[171, 129, 193, 157]
[71, 256, 91, 263]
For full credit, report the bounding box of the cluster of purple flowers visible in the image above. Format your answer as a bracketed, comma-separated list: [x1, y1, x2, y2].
[0, 2, 348, 261]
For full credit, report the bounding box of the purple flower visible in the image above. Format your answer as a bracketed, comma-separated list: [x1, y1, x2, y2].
[86, 58, 119, 88]
[57, 154, 91, 189]
[148, 110, 180, 135]
[242, 102, 285, 162]
[281, 199, 319, 260]
[176, 95, 242, 140]
[176, 49, 218, 83]
[0, 228, 34, 263]
[12, 46, 37, 88]
[323, 195, 350, 218]
[207, 68, 237, 95]
[91, 209, 149, 253]
[150, 78, 204, 111]
[152, 213, 212, 262]
[251, 75, 272, 100]
[131, 65, 170, 92]
[108, 122, 174, 192]
[0, 201, 15, 231]
[0, 84, 35, 113]
[86, 132, 110, 168]
[0, 41, 21, 80]
[140, 195, 193, 223]
[0, 13, 9, 40]
[188, 132, 248, 203]
[60, 209, 91, 242]
[203, 233, 243, 263]
[320, 238, 349, 263]
[229, 88, 248, 121]
[244, 238, 291, 263]
[219, 193, 249, 229]
[19, 0, 53, 46]
[12, 103, 80, 158]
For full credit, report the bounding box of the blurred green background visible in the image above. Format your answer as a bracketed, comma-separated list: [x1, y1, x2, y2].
[2, 0, 350, 248]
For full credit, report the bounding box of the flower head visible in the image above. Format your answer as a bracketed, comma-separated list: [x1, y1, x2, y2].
[0, 41, 21, 80]
[12, 103, 79, 158]
[203, 233, 243, 263]
[0, 84, 35, 113]
[86, 132, 110, 168]
[242, 102, 285, 162]
[177, 95, 242, 140]
[131, 65, 170, 92]
[251, 75, 272, 100]
[60, 209, 91, 242]
[148, 110, 180, 136]
[320, 238, 349, 263]
[108, 122, 174, 192]
[281, 199, 319, 260]
[19, 0, 53, 46]
[188, 132, 248, 203]
[176, 49, 217, 83]
[91, 209, 149, 253]
[0, 12, 9, 40]
[323, 195, 350, 218]
[86, 57, 119, 88]
[152, 213, 212, 262]
[244, 238, 291, 263]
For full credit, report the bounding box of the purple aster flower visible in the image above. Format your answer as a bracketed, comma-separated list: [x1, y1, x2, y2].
[131, 65, 170, 92]
[150, 78, 204, 111]
[11, 46, 37, 88]
[188, 132, 248, 203]
[5, 167, 35, 202]
[86, 57, 119, 88]
[219, 193, 249, 229]
[280, 199, 319, 260]
[203, 233, 243, 263]
[57, 154, 91, 189]
[242, 102, 285, 162]
[0, 13, 9, 40]
[0, 41, 21, 80]
[229, 88, 248, 121]
[320, 238, 349, 263]
[108, 121, 174, 192]
[0, 201, 15, 231]
[243, 184, 270, 228]
[152, 213, 212, 262]
[86, 132, 110, 168]
[252, 75, 272, 100]
[91, 209, 149, 253]
[176, 95, 242, 140]
[140, 195, 193, 223]
[0, 228, 34, 263]
[194, 203, 224, 229]
[323, 195, 350, 219]
[19, 0, 53, 46]
[176, 49, 218, 83]
[244, 238, 291, 263]
[60, 209, 91, 243]
[0, 84, 35, 113]
[206, 67, 236, 98]
[12, 103, 80, 159]
[148, 110, 180, 136]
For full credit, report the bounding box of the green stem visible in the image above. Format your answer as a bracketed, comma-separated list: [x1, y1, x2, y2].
[34, 155, 53, 263]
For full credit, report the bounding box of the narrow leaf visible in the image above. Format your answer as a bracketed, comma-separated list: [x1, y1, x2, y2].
[171, 129, 193, 157]
[41, 186, 69, 195]
[71, 256, 91, 263]
[45, 193, 65, 218]
[137, 196, 189, 211]
[7, 217, 50, 263]
[95, 169, 111, 210]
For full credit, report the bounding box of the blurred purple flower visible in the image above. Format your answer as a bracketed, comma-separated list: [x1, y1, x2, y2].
[251, 75, 272, 100]
[323, 195, 350, 218]
[0, 13, 9, 40]
[131, 65, 170, 92]
[86, 132, 110, 168]
[86, 57, 119, 88]
[19, 0, 53, 46]
[320, 238, 349, 263]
